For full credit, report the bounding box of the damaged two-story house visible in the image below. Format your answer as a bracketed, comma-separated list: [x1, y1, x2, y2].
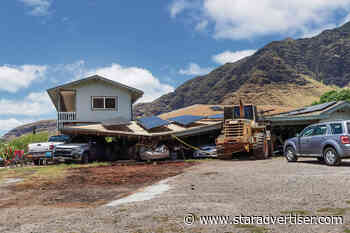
[47, 75, 144, 129]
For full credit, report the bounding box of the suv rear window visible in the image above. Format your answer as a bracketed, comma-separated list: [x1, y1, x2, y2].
[330, 123, 343, 134]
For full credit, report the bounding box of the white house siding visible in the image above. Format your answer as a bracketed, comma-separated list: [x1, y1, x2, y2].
[75, 81, 132, 122]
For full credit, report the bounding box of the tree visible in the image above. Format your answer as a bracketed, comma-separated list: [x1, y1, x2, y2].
[312, 89, 350, 105]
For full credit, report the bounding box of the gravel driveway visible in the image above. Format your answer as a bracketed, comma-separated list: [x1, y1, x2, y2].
[2, 158, 350, 233]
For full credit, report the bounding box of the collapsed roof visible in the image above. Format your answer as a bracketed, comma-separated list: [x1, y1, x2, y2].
[62, 119, 222, 139]
[61, 104, 296, 139]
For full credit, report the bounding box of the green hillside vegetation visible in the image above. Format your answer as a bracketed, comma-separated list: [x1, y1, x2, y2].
[0, 132, 49, 152]
[312, 89, 350, 105]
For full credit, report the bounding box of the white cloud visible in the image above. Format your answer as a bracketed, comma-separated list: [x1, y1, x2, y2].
[0, 92, 54, 116]
[60, 60, 86, 78]
[195, 20, 208, 31]
[301, 12, 350, 38]
[340, 13, 350, 26]
[213, 50, 256, 64]
[0, 119, 32, 132]
[47, 60, 87, 84]
[0, 65, 47, 93]
[40, 60, 174, 103]
[179, 63, 212, 76]
[19, 0, 51, 16]
[301, 23, 338, 38]
[85, 64, 174, 103]
[170, 0, 350, 39]
[169, 0, 191, 18]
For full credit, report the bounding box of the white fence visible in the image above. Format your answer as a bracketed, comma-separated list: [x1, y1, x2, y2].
[58, 112, 77, 122]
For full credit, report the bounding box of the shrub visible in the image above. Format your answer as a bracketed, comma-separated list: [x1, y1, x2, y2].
[0, 132, 49, 152]
[313, 89, 350, 105]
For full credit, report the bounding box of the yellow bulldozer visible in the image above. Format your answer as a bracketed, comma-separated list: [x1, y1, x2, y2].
[216, 101, 273, 159]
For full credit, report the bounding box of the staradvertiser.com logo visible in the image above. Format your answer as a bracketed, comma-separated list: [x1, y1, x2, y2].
[184, 214, 344, 226]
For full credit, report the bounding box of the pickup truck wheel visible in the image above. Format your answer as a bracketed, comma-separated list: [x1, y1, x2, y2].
[285, 146, 297, 162]
[81, 152, 89, 164]
[324, 147, 341, 166]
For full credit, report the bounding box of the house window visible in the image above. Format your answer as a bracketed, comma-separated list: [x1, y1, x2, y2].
[93, 98, 104, 109]
[105, 97, 116, 109]
[92, 96, 118, 111]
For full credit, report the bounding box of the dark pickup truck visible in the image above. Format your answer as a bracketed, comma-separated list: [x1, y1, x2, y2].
[53, 143, 90, 163]
[53, 136, 107, 163]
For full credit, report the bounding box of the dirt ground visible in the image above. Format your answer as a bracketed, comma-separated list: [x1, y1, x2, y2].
[0, 162, 195, 209]
[1, 158, 350, 233]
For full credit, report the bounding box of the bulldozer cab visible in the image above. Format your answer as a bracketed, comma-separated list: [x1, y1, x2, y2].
[224, 104, 258, 121]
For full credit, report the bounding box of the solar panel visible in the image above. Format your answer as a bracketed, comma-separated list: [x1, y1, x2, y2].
[283, 101, 337, 116]
[136, 116, 169, 130]
[281, 108, 306, 116]
[300, 101, 337, 113]
[208, 114, 224, 119]
[168, 115, 206, 126]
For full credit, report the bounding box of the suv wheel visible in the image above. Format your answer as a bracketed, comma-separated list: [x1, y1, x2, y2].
[285, 146, 297, 162]
[81, 152, 89, 164]
[324, 147, 341, 166]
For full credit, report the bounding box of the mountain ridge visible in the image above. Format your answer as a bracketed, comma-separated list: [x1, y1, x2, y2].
[134, 22, 350, 117]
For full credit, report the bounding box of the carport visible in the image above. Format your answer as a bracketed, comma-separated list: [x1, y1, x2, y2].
[267, 101, 350, 149]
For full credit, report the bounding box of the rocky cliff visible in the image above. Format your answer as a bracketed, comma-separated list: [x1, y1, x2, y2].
[135, 22, 350, 116]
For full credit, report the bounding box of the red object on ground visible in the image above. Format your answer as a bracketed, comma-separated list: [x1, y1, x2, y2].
[13, 150, 25, 160]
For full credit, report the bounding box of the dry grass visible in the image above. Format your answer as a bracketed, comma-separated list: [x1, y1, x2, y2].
[223, 75, 336, 108]
[0, 162, 110, 184]
[158, 103, 294, 120]
[158, 104, 224, 119]
[317, 207, 350, 216]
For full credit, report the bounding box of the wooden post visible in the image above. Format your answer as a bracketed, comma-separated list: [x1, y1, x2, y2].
[181, 146, 185, 160]
[57, 90, 61, 130]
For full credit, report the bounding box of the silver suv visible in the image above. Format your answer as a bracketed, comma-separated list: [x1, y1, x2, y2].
[284, 120, 350, 166]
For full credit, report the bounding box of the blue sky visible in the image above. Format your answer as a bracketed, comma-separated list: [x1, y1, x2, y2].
[1, 0, 350, 135]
